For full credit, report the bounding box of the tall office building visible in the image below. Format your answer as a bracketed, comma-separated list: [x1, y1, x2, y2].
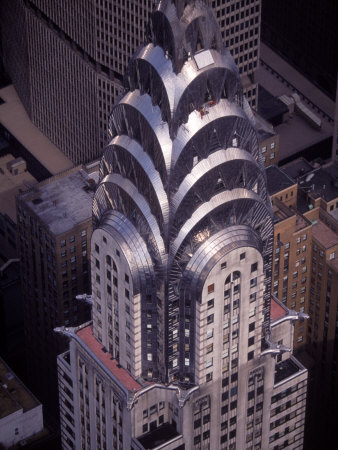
[261, 0, 338, 101]
[16, 165, 96, 413]
[0, 0, 261, 164]
[57, 2, 307, 449]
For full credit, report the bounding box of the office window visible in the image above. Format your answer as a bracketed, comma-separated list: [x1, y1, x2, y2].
[206, 343, 213, 353]
[207, 314, 214, 324]
[249, 292, 256, 302]
[206, 372, 213, 382]
[207, 299, 214, 309]
[250, 277, 257, 288]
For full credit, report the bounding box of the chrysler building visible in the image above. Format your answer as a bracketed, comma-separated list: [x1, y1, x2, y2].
[56, 1, 307, 448]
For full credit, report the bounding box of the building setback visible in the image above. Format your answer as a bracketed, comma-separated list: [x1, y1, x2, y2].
[57, 2, 307, 449]
[16, 164, 97, 414]
[0, 0, 261, 164]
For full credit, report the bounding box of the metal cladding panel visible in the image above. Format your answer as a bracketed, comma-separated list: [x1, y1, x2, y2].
[93, 0, 275, 383]
[99, 173, 166, 259]
[128, 43, 176, 114]
[171, 147, 265, 214]
[169, 188, 272, 263]
[171, 100, 259, 173]
[116, 91, 172, 172]
[100, 135, 169, 228]
[180, 225, 263, 300]
[100, 210, 155, 296]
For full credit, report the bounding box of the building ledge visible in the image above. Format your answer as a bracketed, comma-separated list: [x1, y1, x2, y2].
[76, 325, 142, 392]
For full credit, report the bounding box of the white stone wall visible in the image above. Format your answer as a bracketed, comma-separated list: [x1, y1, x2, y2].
[0, 404, 43, 448]
[91, 227, 142, 378]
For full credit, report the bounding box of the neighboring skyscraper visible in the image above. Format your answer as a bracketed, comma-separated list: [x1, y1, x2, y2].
[0, 0, 261, 164]
[16, 164, 97, 413]
[57, 2, 307, 449]
[265, 158, 338, 450]
[266, 165, 312, 350]
[261, 0, 338, 101]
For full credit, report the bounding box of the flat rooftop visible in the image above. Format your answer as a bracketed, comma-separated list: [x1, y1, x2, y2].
[0, 357, 40, 420]
[260, 43, 335, 120]
[299, 167, 338, 203]
[77, 325, 142, 392]
[0, 153, 37, 221]
[281, 157, 314, 180]
[266, 165, 296, 195]
[137, 423, 179, 449]
[282, 160, 338, 204]
[19, 166, 98, 235]
[258, 43, 334, 162]
[0, 85, 73, 175]
[312, 221, 338, 250]
[274, 357, 303, 385]
[257, 84, 288, 126]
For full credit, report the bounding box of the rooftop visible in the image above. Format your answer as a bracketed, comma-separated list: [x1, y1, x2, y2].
[0, 356, 40, 420]
[299, 166, 338, 203]
[270, 296, 288, 322]
[282, 160, 338, 205]
[266, 164, 296, 195]
[257, 84, 288, 126]
[254, 111, 276, 142]
[274, 357, 303, 385]
[281, 157, 314, 180]
[312, 221, 338, 250]
[19, 165, 98, 235]
[258, 43, 334, 162]
[0, 153, 37, 221]
[137, 423, 179, 449]
[77, 325, 142, 392]
[0, 85, 73, 175]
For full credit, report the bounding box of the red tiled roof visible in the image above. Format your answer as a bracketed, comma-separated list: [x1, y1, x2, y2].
[77, 325, 141, 391]
[270, 297, 287, 321]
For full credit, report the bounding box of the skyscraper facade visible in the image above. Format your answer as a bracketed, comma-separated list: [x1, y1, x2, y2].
[57, 1, 307, 449]
[16, 165, 96, 413]
[261, 0, 338, 101]
[0, 0, 261, 164]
